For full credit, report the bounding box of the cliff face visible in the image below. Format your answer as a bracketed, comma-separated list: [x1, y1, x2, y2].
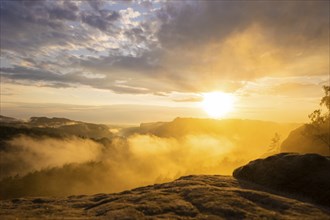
[1, 175, 329, 219]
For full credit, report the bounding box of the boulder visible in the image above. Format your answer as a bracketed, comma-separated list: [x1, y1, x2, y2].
[233, 153, 330, 206]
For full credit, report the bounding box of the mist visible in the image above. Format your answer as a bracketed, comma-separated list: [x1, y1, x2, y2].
[0, 116, 300, 199]
[0, 131, 260, 198]
[0, 135, 104, 179]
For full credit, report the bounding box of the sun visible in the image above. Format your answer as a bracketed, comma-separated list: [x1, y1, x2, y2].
[201, 92, 235, 118]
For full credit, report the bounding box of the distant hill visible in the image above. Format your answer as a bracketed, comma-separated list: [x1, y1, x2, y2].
[126, 117, 299, 138]
[0, 116, 113, 139]
[123, 117, 300, 158]
[281, 125, 329, 155]
[0, 115, 23, 124]
[29, 116, 78, 128]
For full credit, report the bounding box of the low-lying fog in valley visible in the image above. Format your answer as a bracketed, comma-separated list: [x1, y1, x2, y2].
[0, 116, 302, 198]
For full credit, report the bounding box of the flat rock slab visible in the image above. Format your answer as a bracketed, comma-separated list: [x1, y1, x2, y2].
[1, 175, 329, 219]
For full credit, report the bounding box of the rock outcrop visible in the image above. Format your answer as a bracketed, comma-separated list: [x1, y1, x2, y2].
[234, 153, 330, 207]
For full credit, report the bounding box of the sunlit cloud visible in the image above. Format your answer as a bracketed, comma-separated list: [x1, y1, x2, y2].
[0, 0, 328, 122]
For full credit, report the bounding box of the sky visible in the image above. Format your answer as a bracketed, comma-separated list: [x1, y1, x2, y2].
[0, 0, 329, 124]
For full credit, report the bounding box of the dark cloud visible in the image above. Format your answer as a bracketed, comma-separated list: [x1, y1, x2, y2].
[88, 0, 104, 12]
[81, 13, 109, 31]
[0, 65, 78, 88]
[125, 27, 147, 44]
[1, 65, 64, 82]
[157, 1, 329, 49]
[48, 3, 79, 21]
[76, 48, 162, 75]
[0, 65, 152, 94]
[81, 10, 120, 31]
[0, 0, 121, 53]
[0, 1, 81, 53]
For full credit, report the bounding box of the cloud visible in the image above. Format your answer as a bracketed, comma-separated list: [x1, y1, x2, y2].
[172, 97, 203, 103]
[81, 10, 120, 31]
[1, 0, 328, 95]
[88, 0, 104, 12]
[1, 0, 162, 93]
[1, 65, 156, 93]
[154, 1, 329, 87]
[157, 1, 329, 49]
[48, 1, 79, 21]
[237, 75, 330, 98]
[0, 1, 80, 52]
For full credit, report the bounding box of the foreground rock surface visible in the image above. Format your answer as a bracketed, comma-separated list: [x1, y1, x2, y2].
[233, 153, 330, 207]
[1, 175, 329, 219]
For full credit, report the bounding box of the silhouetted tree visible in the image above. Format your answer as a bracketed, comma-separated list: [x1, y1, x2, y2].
[304, 86, 330, 154]
[267, 132, 281, 153]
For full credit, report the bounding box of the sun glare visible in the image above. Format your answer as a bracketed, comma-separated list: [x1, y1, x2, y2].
[202, 92, 235, 118]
